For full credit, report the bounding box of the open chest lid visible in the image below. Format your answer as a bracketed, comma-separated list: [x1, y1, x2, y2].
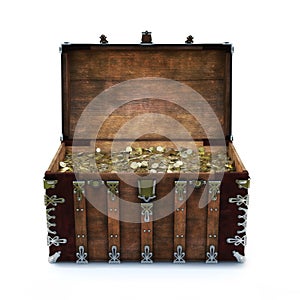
[61, 36, 233, 143]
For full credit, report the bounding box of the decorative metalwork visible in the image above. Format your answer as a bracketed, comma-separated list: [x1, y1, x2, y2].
[44, 195, 65, 207]
[47, 235, 67, 247]
[189, 179, 206, 188]
[48, 251, 61, 263]
[173, 245, 185, 264]
[76, 246, 88, 264]
[226, 235, 247, 247]
[44, 179, 58, 189]
[107, 181, 119, 201]
[138, 179, 156, 203]
[46, 207, 56, 234]
[229, 194, 249, 207]
[232, 250, 245, 263]
[206, 245, 218, 264]
[236, 179, 250, 190]
[73, 181, 85, 201]
[87, 180, 104, 187]
[175, 181, 187, 201]
[208, 181, 221, 201]
[99, 34, 108, 44]
[141, 245, 153, 264]
[108, 245, 120, 264]
[237, 207, 247, 234]
[185, 35, 194, 44]
[141, 203, 153, 223]
[226, 193, 248, 255]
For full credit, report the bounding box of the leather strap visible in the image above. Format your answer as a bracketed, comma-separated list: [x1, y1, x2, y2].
[73, 181, 88, 262]
[173, 181, 187, 263]
[206, 180, 221, 263]
[106, 181, 120, 263]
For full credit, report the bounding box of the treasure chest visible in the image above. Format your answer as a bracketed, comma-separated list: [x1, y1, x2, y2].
[44, 32, 250, 264]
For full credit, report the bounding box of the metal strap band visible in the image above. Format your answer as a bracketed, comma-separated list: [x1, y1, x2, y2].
[73, 181, 88, 263]
[206, 181, 221, 263]
[107, 181, 120, 263]
[173, 181, 187, 263]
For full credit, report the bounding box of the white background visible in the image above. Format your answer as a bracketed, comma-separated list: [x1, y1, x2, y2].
[1, 0, 300, 299]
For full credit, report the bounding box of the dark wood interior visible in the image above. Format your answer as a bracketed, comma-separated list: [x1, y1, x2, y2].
[62, 44, 232, 141]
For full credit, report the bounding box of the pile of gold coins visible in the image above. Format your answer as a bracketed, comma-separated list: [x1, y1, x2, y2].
[59, 146, 235, 173]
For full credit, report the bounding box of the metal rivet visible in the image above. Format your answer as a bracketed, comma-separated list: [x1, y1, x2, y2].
[180, 234, 184, 238]
[77, 235, 80, 238]
[181, 208, 184, 211]
[214, 208, 218, 212]
[176, 208, 180, 212]
[148, 229, 151, 233]
[209, 234, 212, 238]
[115, 235, 118, 238]
[114, 208, 118, 212]
[110, 234, 113, 238]
[80, 208, 84, 212]
[176, 235, 179, 238]
[144, 229, 146, 233]
[210, 208, 213, 212]
[109, 208, 113, 211]
[82, 234, 85, 238]
[76, 208, 79, 212]
[213, 234, 217, 238]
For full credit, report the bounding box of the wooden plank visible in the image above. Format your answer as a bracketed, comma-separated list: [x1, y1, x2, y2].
[68, 96, 225, 140]
[223, 51, 232, 139]
[62, 53, 70, 139]
[85, 181, 107, 261]
[68, 49, 226, 81]
[228, 142, 247, 172]
[69, 79, 224, 102]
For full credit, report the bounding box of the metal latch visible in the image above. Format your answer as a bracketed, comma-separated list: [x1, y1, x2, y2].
[138, 179, 156, 202]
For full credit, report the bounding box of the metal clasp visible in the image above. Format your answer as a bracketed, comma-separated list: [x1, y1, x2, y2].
[189, 179, 206, 188]
[138, 179, 156, 203]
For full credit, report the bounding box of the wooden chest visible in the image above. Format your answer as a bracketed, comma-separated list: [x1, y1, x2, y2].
[44, 33, 250, 264]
